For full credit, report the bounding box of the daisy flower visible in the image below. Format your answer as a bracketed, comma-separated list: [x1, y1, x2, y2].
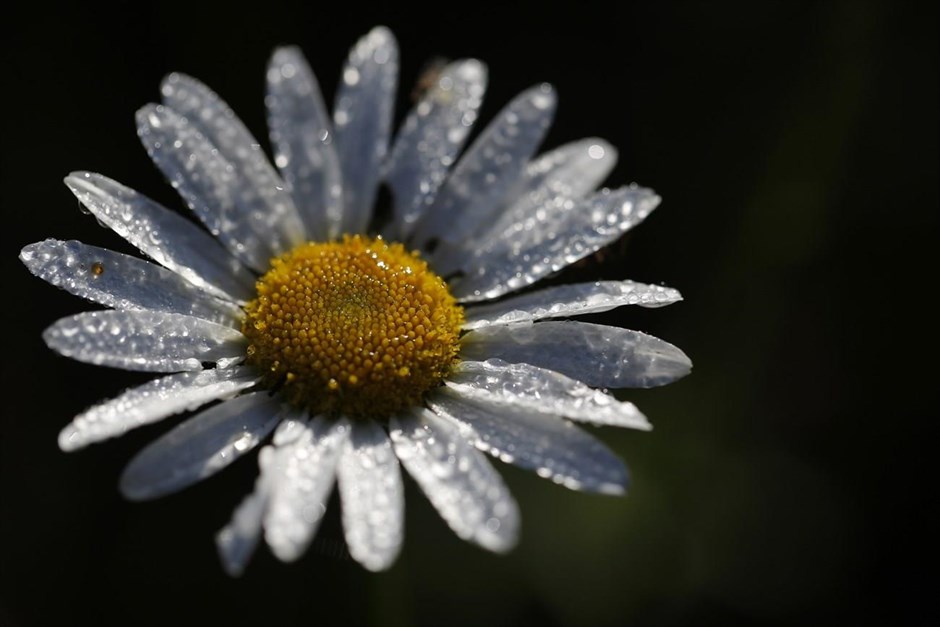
[20, 26, 691, 574]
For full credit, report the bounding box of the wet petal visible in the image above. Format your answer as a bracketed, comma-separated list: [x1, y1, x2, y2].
[137, 104, 299, 271]
[452, 185, 661, 301]
[460, 321, 691, 388]
[390, 408, 518, 553]
[264, 417, 349, 562]
[266, 47, 343, 240]
[411, 84, 556, 250]
[337, 420, 404, 571]
[119, 391, 282, 500]
[161, 73, 306, 246]
[64, 172, 254, 302]
[216, 474, 268, 577]
[445, 359, 649, 429]
[216, 406, 308, 576]
[431, 138, 616, 275]
[462, 280, 682, 329]
[383, 59, 487, 239]
[59, 367, 261, 451]
[21, 239, 242, 327]
[43, 310, 246, 373]
[333, 26, 398, 235]
[428, 387, 629, 494]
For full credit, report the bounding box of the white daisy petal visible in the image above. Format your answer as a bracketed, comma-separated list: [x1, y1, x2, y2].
[64, 172, 255, 302]
[119, 391, 282, 501]
[445, 359, 650, 429]
[59, 367, 261, 452]
[491, 138, 618, 235]
[390, 408, 519, 553]
[431, 138, 617, 274]
[43, 310, 247, 373]
[21, 239, 242, 327]
[462, 280, 683, 330]
[336, 420, 404, 571]
[427, 387, 629, 494]
[333, 26, 398, 235]
[264, 417, 349, 562]
[266, 47, 344, 240]
[161, 73, 307, 247]
[216, 474, 268, 577]
[452, 185, 661, 301]
[137, 104, 295, 272]
[411, 84, 556, 250]
[382, 59, 487, 240]
[460, 321, 692, 388]
[216, 406, 309, 576]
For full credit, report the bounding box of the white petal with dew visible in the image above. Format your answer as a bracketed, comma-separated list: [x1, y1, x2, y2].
[432, 138, 616, 274]
[21, 239, 242, 327]
[264, 417, 349, 562]
[411, 84, 556, 250]
[216, 473, 268, 577]
[336, 420, 404, 572]
[452, 185, 660, 301]
[445, 360, 649, 429]
[390, 408, 519, 553]
[266, 48, 343, 240]
[428, 388, 629, 494]
[64, 172, 254, 302]
[59, 367, 261, 451]
[161, 74, 306, 249]
[119, 391, 282, 500]
[43, 310, 246, 373]
[137, 104, 295, 272]
[216, 406, 308, 576]
[462, 280, 682, 330]
[382, 59, 487, 239]
[460, 321, 691, 388]
[333, 26, 398, 235]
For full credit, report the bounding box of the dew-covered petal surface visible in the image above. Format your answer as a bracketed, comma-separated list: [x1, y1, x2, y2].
[59, 367, 261, 452]
[137, 104, 300, 272]
[161, 74, 306, 247]
[266, 48, 343, 240]
[119, 391, 282, 501]
[491, 138, 618, 235]
[336, 420, 404, 571]
[445, 360, 649, 429]
[383, 59, 487, 239]
[428, 387, 629, 494]
[264, 417, 349, 562]
[216, 406, 308, 576]
[64, 172, 254, 302]
[411, 84, 556, 249]
[390, 409, 519, 553]
[43, 311, 247, 372]
[216, 473, 268, 577]
[431, 138, 616, 275]
[461, 321, 692, 388]
[462, 280, 682, 329]
[452, 186, 661, 301]
[21, 239, 242, 326]
[333, 26, 398, 235]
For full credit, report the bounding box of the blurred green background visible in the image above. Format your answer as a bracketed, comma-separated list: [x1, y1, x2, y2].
[2, 1, 934, 625]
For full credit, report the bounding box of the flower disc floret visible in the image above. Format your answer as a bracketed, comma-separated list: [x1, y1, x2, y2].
[242, 235, 463, 417]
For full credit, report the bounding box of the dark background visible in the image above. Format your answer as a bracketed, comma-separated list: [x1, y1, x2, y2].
[2, 1, 935, 625]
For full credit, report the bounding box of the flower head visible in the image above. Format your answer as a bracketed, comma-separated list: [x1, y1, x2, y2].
[21, 26, 691, 574]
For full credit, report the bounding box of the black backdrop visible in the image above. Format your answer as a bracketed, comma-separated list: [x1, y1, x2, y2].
[2, 2, 935, 625]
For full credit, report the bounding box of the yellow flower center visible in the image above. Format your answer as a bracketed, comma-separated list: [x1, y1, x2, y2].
[242, 235, 463, 418]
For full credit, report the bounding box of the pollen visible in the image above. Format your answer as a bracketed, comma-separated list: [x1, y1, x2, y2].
[242, 235, 464, 418]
